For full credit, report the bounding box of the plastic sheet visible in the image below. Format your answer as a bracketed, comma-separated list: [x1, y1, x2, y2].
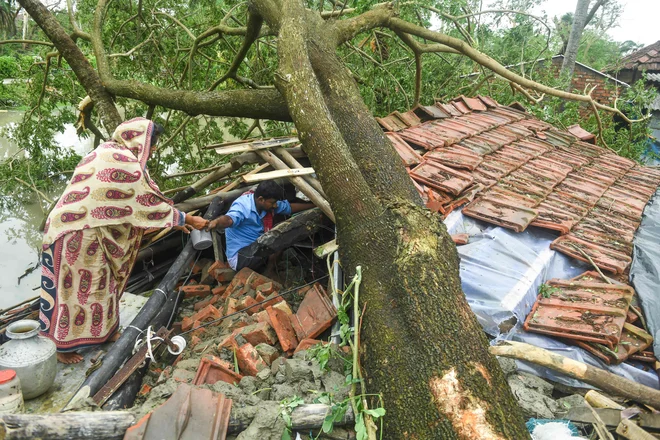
[443, 209, 660, 389]
[630, 189, 660, 360]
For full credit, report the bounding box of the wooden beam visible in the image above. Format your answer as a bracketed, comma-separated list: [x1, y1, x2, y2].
[490, 341, 660, 410]
[242, 167, 315, 183]
[213, 137, 299, 155]
[211, 163, 270, 194]
[617, 419, 656, 440]
[565, 407, 660, 430]
[0, 412, 136, 440]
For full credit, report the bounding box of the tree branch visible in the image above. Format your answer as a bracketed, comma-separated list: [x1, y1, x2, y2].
[332, 4, 394, 47]
[387, 18, 642, 124]
[0, 39, 54, 46]
[18, 0, 121, 131]
[66, 0, 90, 41]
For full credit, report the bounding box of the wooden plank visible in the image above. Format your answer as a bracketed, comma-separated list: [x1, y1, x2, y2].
[617, 419, 657, 440]
[213, 137, 299, 155]
[242, 167, 315, 183]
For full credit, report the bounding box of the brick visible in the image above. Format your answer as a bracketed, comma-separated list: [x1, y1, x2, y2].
[253, 310, 272, 326]
[255, 343, 279, 366]
[236, 342, 268, 376]
[214, 268, 236, 284]
[193, 354, 243, 385]
[190, 321, 206, 338]
[181, 284, 211, 299]
[263, 293, 283, 309]
[194, 294, 221, 311]
[248, 272, 281, 292]
[294, 338, 326, 354]
[236, 296, 258, 314]
[224, 297, 239, 315]
[191, 304, 222, 323]
[211, 285, 226, 297]
[255, 282, 276, 296]
[208, 260, 229, 274]
[266, 305, 299, 352]
[225, 267, 254, 293]
[218, 334, 238, 349]
[272, 300, 294, 316]
[181, 316, 194, 332]
[139, 384, 152, 396]
[237, 322, 278, 346]
[225, 314, 251, 332]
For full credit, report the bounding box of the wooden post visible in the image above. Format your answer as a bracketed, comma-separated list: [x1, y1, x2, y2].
[616, 419, 656, 440]
[255, 150, 335, 222]
[489, 341, 660, 410]
[585, 391, 625, 410]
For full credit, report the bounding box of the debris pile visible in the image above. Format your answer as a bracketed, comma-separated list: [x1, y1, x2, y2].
[132, 264, 352, 439]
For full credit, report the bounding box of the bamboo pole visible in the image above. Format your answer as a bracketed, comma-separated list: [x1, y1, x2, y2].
[489, 341, 660, 410]
[273, 146, 327, 198]
[255, 150, 335, 222]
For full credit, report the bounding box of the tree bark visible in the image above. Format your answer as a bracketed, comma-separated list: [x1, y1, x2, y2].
[255, 1, 530, 438]
[560, 0, 591, 82]
[16, 0, 122, 132]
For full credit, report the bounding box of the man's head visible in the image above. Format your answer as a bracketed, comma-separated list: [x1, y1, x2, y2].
[150, 122, 165, 151]
[254, 181, 286, 212]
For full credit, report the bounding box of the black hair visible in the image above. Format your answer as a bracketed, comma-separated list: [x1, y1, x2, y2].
[150, 122, 165, 147]
[254, 180, 287, 201]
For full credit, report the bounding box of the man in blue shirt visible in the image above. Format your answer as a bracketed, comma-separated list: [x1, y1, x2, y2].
[206, 181, 315, 272]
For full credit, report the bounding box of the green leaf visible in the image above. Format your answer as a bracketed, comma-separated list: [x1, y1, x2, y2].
[281, 429, 292, 440]
[355, 413, 367, 440]
[322, 415, 334, 433]
[364, 407, 386, 418]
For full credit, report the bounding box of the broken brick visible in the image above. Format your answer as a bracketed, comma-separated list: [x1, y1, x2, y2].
[194, 294, 221, 312]
[272, 300, 294, 316]
[191, 304, 222, 323]
[294, 338, 326, 354]
[212, 285, 227, 297]
[237, 322, 278, 346]
[181, 284, 211, 299]
[214, 268, 236, 284]
[236, 342, 268, 376]
[193, 354, 243, 386]
[218, 335, 238, 350]
[225, 267, 253, 293]
[225, 314, 251, 332]
[224, 298, 239, 315]
[253, 310, 272, 326]
[139, 384, 152, 396]
[451, 233, 469, 245]
[255, 343, 279, 366]
[236, 296, 258, 314]
[181, 316, 194, 332]
[266, 305, 299, 352]
[190, 321, 206, 338]
[255, 282, 276, 296]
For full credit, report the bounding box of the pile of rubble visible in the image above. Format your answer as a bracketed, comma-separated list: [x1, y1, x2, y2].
[130, 262, 353, 439]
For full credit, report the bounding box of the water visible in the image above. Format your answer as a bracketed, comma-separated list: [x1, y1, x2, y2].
[0, 110, 93, 309]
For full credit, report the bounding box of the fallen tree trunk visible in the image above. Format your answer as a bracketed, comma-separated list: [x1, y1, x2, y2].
[240, 208, 325, 259]
[490, 341, 660, 409]
[0, 404, 354, 439]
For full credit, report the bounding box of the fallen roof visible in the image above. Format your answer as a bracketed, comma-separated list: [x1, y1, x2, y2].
[609, 40, 660, 73]
[379, 95, 660, 276]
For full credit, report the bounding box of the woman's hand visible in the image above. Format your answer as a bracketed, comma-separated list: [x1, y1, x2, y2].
[186, 215, 209, 230]
[173, 225, 193, 234]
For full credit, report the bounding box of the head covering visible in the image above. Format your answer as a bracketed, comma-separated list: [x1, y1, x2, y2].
[43, 118, 184, 248]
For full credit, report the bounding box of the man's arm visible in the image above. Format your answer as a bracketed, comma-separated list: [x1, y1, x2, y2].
[289, 202, 316, 214]
[206, 215, 234, 230]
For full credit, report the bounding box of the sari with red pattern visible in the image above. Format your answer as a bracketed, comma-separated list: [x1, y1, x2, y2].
[39, 118, 185, 352]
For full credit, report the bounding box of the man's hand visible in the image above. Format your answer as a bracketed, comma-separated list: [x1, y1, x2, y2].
[205, 215, 233, 231]
[174, 225, 194, 234]
[205, 218, 221, 231]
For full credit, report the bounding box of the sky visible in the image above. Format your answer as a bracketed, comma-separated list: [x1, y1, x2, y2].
[532, 0, 659, 46]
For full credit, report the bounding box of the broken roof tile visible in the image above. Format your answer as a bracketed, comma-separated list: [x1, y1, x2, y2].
[477, 95, 499, 108]
[450, 99, 471, 114]
[412, 104, 451, 121]
[435, 102, 464, 117]
[463, 196, 538, 232]
[376, 114, 408, 131]
[386, 132, 423, 167]
[457, 95, 487, 112]
[410, 160, 475, 195]
[567, 124, 596, 142]
[532, 206, 578, 235]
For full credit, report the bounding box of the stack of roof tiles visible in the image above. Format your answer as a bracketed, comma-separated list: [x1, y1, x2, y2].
[378, 95, 660, 275]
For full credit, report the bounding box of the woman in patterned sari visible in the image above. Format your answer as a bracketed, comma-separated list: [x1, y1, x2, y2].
[40, 118, 208, 363]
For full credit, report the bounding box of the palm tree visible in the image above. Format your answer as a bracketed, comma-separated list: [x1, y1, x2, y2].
[0, 0, 16, 37]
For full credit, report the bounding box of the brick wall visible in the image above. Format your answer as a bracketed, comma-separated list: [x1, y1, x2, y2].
[549, 58, 625, 118]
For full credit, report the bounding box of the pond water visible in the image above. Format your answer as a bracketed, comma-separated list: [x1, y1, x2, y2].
[0, 110, 93, 309]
